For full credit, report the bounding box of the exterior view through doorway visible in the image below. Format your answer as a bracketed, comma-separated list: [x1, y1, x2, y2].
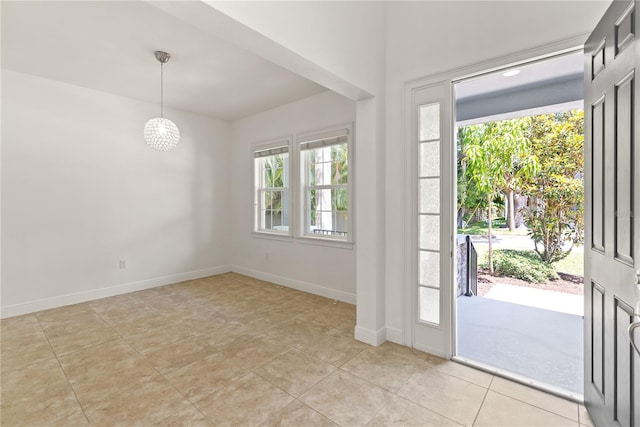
[453, 51, 586, 398]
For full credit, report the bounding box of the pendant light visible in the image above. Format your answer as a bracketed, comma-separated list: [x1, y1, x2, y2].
[144, 51, 180, 151]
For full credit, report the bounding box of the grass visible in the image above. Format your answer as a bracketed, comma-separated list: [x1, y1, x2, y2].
[553, 249, 584, 277]
[457, 219, 529, 236]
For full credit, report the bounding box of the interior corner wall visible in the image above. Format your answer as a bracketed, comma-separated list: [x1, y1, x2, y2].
[1, 70, 232, 317]
[383, 0, 611, 344]
[229, 91, 357, 303]
[209, 1, 386, 97]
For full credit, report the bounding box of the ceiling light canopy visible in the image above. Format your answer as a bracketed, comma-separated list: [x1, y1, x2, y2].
[502, 69, 521, 77]
[144, 51, 180, 151]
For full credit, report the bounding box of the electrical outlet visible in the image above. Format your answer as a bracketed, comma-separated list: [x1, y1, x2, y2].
[119, 260, 127, 269]
[264, 252, 270, 261]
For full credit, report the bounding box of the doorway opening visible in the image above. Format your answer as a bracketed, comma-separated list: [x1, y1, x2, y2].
[453, 51, 585, 398]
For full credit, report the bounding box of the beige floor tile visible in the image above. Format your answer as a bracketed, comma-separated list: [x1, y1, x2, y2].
[475, 391, 579, 427]
[193, 321, 252, 348]
[35, 303, 94, 324]
[166, 351, 250, 401]
[104, 309, 173, 334]
[83, 376, 192, 426]
[578, 405, 595, 427]
[490, 376, 578, 421]
[1, 358, 83, 426]
[0, 314, 42, 337]
[375, 341, 430, 363]
[120, 322, 190, 353]
[153, 405, 213, 426]
[48, 410, 90, 427]
[195, 373, 294, 427]
[142, 334, 216, 374]
[44, 321, 120, 356]
[65, 356, 158, 406]
[218, 334, 290, 370]
[300, 329, 369, 367]
[366, 395, 462, 427]
[259, 400, 338, 427]
[430, 359, 494, 388]
[342, 347, 429, 393]
[57, 338, 139, 378]
[1, 332, 56, 374]
[255, 349, 336, 397]
[300, 369, 394, 426]
[295, 303, 356, 329]
[398, 369, 487, 426]
[265, 319, 331, 349]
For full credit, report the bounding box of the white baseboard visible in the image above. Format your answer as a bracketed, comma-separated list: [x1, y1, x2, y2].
[385, 326, 404, 345]
[354, 325, 386, 346]
[230, 265, 356, 305]
[0, 265, 232, 319]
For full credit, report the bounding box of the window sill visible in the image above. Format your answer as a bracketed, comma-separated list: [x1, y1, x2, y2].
[295, 235, 354, 250]
[252, 231, 293, 242]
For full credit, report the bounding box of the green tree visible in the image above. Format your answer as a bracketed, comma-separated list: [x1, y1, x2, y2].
[461, 119, 538, 272]
[523, 110, 584, 263]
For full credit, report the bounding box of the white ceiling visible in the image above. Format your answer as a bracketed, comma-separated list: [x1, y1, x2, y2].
[455, 51, 583, 100]
[1, 1, 327, 121]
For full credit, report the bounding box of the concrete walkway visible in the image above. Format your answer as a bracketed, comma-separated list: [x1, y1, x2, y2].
[484, 283, 584, 316]
[457, 295, 583, 394]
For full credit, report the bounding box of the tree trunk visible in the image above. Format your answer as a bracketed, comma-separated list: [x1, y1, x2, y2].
[457, 207, 466, 228]
[506, 189, 515, 232]
[487, 194, 494, 273]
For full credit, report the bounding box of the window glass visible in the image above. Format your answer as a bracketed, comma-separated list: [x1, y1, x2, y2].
[254, 149, 289, 233]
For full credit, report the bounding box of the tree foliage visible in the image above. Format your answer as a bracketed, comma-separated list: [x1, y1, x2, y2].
[460, 119, 538, 272]
[523, 110, 584, 263]
[457, 109, 585, 267]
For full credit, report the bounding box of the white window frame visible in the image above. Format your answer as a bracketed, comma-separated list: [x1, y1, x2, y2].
[298, 124, 353, 242]
[252, 138, 292, 237]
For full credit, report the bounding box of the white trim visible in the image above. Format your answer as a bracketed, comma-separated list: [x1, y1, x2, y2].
[354, 325, 386, 346]
[297, 123, 354, 243]
[0, 265, 232, 319]
[252, 136, 293, 237]
[402, 34, 587, 356]
[230, 265, 356, 305]
[385, 326, 405, 345]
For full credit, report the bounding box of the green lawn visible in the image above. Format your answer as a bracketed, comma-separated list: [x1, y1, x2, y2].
[458, 219, 529, 236]
[553, 249, 584, 277]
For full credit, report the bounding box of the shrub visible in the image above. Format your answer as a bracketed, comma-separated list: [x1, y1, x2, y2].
[482, 250, 558, 283]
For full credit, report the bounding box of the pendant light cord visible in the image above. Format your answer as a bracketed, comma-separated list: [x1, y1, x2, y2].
[160, 62, 164, 118]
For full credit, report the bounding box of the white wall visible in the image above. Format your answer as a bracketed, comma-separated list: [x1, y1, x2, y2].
[230, 91, 357, 303]
[211, 0, 388, 345]
[1, 70, 232, 317]
[383, 1, 611, 342]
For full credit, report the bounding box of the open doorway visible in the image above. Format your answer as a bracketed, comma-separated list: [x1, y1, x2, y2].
[453, 51, 585, 398]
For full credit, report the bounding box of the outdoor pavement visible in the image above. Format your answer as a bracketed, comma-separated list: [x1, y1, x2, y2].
[484, 283, 584, 316]
[457, 294, 583, 394]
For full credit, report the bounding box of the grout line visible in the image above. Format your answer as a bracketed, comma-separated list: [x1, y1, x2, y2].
[34, 316, 92, 425]
[89, 306, 215, 425]
[471, 378, 492, 427]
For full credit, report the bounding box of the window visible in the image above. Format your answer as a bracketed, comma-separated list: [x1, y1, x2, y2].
[299, 128, 351, 240]
[253, 141, 290, 234]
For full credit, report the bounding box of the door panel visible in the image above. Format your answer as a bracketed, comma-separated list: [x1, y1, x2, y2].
[584, 1, 640, 426]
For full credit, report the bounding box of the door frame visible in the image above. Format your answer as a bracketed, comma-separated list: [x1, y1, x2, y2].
[403, 34, 590, 359]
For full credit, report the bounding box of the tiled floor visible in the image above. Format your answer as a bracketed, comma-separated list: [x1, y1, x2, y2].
[1, 273, 595, 426]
